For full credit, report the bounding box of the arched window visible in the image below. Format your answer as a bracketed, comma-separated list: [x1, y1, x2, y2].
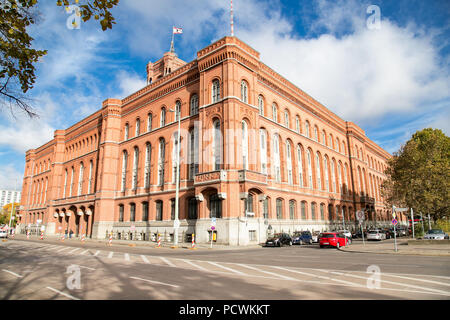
[273, 134, 281, 182]
[245, 193, 254, 214]
[323, 157, 329, 192]
[272, 103, 278, 122]
[286, 141, 293, 185]
[78, 162, 84, 196]
[190, 94, 199, 116]
[210, 194, 222, 218]
[305, 121, 310, 138]
[297, 145, 304, 187]
[258, 95, 264, 116]
[301, 201, 306, 219]
[88, 160, 93, 194]
[172, 133, 179, 183]
[314, 126, 318, 142]
[121, 151, 128, 191]
[142, 202, 149, 221]
[284, 110, 290, 128]
[188, 197, 198, 219]
[155, 200, 163, 221]
[135, 118, 140, 137]
[147, 113, 152, 132]
[344, 163, 350, 194]
[322, 131, 326, 145]
[69, 167, 75, 197]
[296, 116, 300, 133]
[158, 139, 165, 186]
[242, 121, 249, 170]
[307, 149, 313, 188]
[132, 147, 139, 190]
[241, 80, 248, 103]
[144, 143, 151, 188]
[118, 204, 124, 222]
[189, 128, 199, 179]
[260, 129, 267, 174]
[63, 169, 68, 198]
[336, 137, 340, 151]
[276, 198, 283, 219]
[212, 79, 220, 103]
[311, 202, 316, 220]
[320, 203, 325, 220]
[130, 203, 136, 222]
[124, 123, 129, 140]
[213, 119, 222, 171]
[331, 159, 336, 193]
[175, 101, 181, 122]
[289, 200, 296, 220]
[337, 162, 342, 194]
[160, 107, 166, 127]
[329, 134, 333, 149]
[316, 152, 322, 190]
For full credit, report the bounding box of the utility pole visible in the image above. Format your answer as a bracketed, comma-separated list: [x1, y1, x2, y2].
[8, 179, 18, 237]
[411, 208, 415, 239]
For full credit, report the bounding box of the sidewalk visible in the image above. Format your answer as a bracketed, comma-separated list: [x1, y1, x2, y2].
[7, 234, 264, 251]
[340, 239, 450, 256]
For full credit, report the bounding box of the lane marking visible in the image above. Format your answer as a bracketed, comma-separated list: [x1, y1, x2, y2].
[271, 266, 359, 287]
[182, 259, 208, 272]
[124, 253, 130, 261]
[93, 250, 100, 256]
[207, 262, 246, 275]
[46, 287, 80, 300]
[80, 250, 89, 255]
[130, 276, 179, 288]
[107, 252, 114, 259]
[237, 264, 296, 281]
[314, 269, 450, 296]
[2, 269, 23, 278]
[79, 265, 96, 271]
[68, 248, 81, 254]
[57, 247, 71, 252]
[140, 255, 150, 264]
[159, 257, 176, 267]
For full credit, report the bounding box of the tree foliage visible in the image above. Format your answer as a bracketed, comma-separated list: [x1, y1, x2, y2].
[0, 202, 19, 226]
[0, 0, 119, 117]
[382, 128, 450, 220]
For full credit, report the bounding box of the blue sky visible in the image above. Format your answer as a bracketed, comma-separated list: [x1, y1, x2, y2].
[0, 0, 448, 190]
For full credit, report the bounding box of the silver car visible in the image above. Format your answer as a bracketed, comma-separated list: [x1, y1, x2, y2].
[367, 230, 386, 241]
[423, 229, 449, 240]
[0, 230, 7, 238]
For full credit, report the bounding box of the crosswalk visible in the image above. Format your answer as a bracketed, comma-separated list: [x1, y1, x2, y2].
[2, 241, 450, 297]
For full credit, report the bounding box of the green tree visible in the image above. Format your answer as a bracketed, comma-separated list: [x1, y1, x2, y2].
[0, 202, 20, 226]
[382, 128, 450, 221]
[0, 0, 119, 117]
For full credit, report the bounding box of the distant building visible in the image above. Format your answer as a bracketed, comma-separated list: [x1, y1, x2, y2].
[18, 36, 405, 244]
[0, 190, 21, 208]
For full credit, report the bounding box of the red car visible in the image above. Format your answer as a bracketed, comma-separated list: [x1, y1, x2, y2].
[319, 232, 349, 249]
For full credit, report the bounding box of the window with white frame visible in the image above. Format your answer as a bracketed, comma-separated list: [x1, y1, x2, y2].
[258, 95, 264, 116]
[241, 80, 248, 103]
[172, 133, 179, 183]
[296, 116, 300, 133]
[147, 113, 152, 132]
[63, 169, 68, 198]
[316, 153, 321, 190]
[284, 110, 289, 128]
[132, 147, 139, 190]
[213, 120, 222, 171]
[190, 94, 199, 116]
[135, 118, 140, 137]
[69, 167, 75, 197]
[121, 151, 128, 191]
[124, 123, 129, 140]
[78, 162, 84, 196]
[242, 121, 248, 170]
[260, 129, 267, 174]
[189, 128, 199, 179]
[88, 160, 93, 194]
[272, 104, 278, 122]
[286, 141, 293, 185]
[212, 80, 220, 103]
[144, 143, 151, 188]
[305, 121, 310, 138]
[297, 145, 303, 187]
[175, 101, 181, 122]
[273, 134, 281, 182]
[331, 160, 336, 193]
[323, 157, 329, 192]
[158, 139, 165, 186]
[160, 108, 166, 127]
[307, 150, 313, 188]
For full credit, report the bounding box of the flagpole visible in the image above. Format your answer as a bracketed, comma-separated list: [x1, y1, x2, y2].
[170, 27, 175, 53]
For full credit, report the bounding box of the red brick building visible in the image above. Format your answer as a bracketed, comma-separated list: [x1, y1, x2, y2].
[17, 37, 405, 245]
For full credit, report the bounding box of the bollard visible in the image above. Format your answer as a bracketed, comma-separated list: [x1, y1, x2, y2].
[190, 233, 196, 250]
[11, 230, 14, 239]
[26, 231, 30, 240]
[40, 232, 44, 240]
[156, 233, 161, 248]
[61, 233, 65, 242]
[108, 232, 112, 246]
[81, 233, 85, 243]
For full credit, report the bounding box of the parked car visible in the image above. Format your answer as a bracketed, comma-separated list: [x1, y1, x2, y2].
[311, 231, 321, 243]
[397, 227, 407, 237]
[265, 233, 293, 247]
[352, 230, 367, 239]
[292, 231, 313, 245]
[389, 228, 399, 237]
[367, 230, 387, 241]
[423, 229, 449, 240]
[382, 229, 392, 239]
[338, 230, 352, 241]
[319, 232, 350, 249]
[0, 230, 7, 238]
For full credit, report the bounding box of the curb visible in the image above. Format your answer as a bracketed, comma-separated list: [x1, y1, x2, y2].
[339, 247, 450, 257]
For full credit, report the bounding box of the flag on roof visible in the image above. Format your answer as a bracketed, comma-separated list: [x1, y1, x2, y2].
[173, 27, 183, 34]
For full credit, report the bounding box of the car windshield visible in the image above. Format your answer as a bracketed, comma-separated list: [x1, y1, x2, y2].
[321, 234, 336, 238]
[428, 230, 444, 234]
[301, 232, 310, 235]
[368, 231, 379, 234]
[293, 232, 302, 236]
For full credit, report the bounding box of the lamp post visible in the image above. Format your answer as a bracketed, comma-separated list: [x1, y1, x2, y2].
[8, 179, 18, 237]
[169, 106, 181, 246]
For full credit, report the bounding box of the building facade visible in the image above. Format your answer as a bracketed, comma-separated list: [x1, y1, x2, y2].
[18, 37, 406, 245]
[0, 190, 21, 208]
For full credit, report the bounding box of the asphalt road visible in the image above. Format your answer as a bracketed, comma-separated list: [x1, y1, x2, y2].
[1, 238, 449, 300]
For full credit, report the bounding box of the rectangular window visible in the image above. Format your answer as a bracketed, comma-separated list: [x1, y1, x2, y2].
[171, 199, 175, 220]
[301, 202, 306, 220]
[119, 205, 124, 222]
[249, 230, 256, 241]
[156, 201, 163, 221]
[142, 202, 149, 221]
[130, 203, 135, 222]
[276, 199, 282, 219]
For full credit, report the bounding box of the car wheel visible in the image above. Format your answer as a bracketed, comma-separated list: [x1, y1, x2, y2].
[320, 245, 324, 248]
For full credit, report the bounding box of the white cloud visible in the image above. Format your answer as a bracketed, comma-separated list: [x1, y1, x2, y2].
[116, 70, 147, 98]
[0, 164, 23, 190]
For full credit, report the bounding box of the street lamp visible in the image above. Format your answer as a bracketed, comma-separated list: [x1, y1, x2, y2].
[8, 179, 18, 237]
[168, 106, 181, 247]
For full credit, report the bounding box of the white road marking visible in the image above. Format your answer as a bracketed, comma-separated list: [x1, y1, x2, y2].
[80, 250, 89, 255]
[237, 264, 296, 281]
[124, 253, 130, 261]
[182, 259, 208, 272]
[107, 252, 114, 259]
[315, 269, 450, 296]
[79, 265, 96, 271]
[46, 287, 80, 300]
[129, 276, 179, 288]
[57, 247, 71, 252]
[140, 255, 150, 264]
[93, 250, 100, 256]
[381, 273, 450, 286]
[68, 248, 80, 254]
[207, 262, 246, 275]
[271, 266, 359, 286]
[159, 257, 176, 267]
[2, 269, 23, 278]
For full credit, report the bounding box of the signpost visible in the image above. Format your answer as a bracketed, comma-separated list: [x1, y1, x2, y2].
[410, 208, 415, 239]
[210, 218, 216, 249]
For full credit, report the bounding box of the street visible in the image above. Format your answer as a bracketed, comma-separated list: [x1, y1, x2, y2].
[1, 238, 449, 300]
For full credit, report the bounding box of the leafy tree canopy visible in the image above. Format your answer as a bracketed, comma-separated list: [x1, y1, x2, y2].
[382, 128, 450, 220]
[0, 0, 119, 117]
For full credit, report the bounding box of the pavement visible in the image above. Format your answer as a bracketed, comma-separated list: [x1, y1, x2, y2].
[340, 238, 450, 256]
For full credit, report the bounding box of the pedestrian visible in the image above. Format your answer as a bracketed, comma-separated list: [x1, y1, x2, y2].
[69, 229, 73, 239]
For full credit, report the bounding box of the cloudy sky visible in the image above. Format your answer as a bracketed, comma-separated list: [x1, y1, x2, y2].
[0, 0, 448, 190]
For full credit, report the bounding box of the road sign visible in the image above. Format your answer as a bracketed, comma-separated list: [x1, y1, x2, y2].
[356, 210, 365, 221]
[394, 208, 408, 212]
[392, 219, 398, 225]
[211, 226, 216, 231]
